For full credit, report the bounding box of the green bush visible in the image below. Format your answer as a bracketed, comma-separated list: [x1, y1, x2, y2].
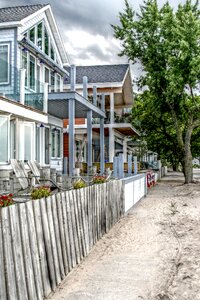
[31, 186, 51, 200]
[73, 179, 87, 189]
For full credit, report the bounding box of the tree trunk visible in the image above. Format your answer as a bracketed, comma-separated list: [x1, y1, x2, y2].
[183, 128, 193, 184]
[183, 154, 193, 183]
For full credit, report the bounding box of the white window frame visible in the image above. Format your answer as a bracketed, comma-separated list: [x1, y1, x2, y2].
[0, 115, 10, 163]
[29, 54, 36, 92]
[0, 43, 10, 85]
[51, 127, 62, 159]
[18, 121, 35, 161]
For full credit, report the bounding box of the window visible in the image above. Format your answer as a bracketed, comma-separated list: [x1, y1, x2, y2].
[22, 51, 28, 87]
[44, 26, 49, 55]
[45, 128, 50, 164]
[29, 55, 36, 90]
[18, 122, 35, 161]
[45, 67, 50, 83]
[50, 44, 55, 61]
[50, 70, 55, 92]
[37, 22, 43, 50]
[51, 128, 61, 158]
[51, 128, 55, 157]
[0, 44, 9, 84]
[56, 74, 61, 92]
[0, 116, 9, 162]
[57, 130, 61, 157]
[30, 27, 35, 43]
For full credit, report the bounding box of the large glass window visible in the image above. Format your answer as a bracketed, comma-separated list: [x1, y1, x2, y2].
[51, 129, 55, 157]
[57, 130, 61, 157]
[29, 55, 36, 90]
[19, 122, 35, 161]
[22, 51, 28, 87]
[51, 128, 61, 158]
[56, 74, 61, 92]
[50, 44, 55, 61]
[44, 26, 49, 55]
[45, 128, 50, 164]
[37, 22, 43, 50]
[30, 27, 35, 43]
[45, 67, 50, 83]
[50, 71, 55, 92]
[0, 45, 9, 84]
[0, 116, 9, 162]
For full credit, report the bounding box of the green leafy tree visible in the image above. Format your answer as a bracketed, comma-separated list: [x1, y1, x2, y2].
[112, 0, 200, 183]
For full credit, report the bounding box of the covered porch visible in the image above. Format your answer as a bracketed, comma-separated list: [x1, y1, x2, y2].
[48, 91, 106, 176]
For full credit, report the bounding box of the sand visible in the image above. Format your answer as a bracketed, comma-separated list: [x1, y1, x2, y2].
[49, 171, 200, 300]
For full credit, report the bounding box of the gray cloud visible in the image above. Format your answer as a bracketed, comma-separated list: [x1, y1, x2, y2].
[69, 43, 127, 65]
[0, 0, 191, 65]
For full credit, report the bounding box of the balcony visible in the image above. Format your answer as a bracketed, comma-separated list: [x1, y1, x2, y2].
[0, 66, 45, 112]
[103, 111, 132, 124]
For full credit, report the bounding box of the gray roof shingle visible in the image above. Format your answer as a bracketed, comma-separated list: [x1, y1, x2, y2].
[0, 4, 48, 23]
[65, 64, 129, 84]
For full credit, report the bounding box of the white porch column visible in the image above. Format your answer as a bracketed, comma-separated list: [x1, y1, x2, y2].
[20, 69, 26, 105]
[87, 110, 92, 173]
[40, 126, 45, 166]
[110, 92, 114, 124]
[109, 127, 115, 162]
[93, 86, 97, 106]
[123, 137, 127, 162]
[68, 99, 75, 176]
[15, 118, 19, 160]
[70, 65, 76, 91]
[100, 117, 105, 174]
[83, 76, 88, 99]
[43, 83, 48, 113]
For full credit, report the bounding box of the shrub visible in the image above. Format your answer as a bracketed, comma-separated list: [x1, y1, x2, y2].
[73, 179, 87, 189]
[0, 194, 14, 207]
[31, 186, 51, 200]
[93, 175, 107, 184]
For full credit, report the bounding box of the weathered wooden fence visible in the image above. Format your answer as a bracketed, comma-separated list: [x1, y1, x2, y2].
[0, 180, 124, 300]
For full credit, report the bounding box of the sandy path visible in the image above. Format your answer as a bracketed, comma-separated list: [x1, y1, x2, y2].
[49, 172, 200, 300]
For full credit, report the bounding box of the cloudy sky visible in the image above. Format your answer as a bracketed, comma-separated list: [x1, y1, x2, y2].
[0, 0, 187, 66]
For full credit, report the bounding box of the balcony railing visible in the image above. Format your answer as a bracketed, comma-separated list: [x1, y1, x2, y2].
[103, 112, 132, 124]
[24, 80, 44, 111]
[0, 66, 46, 112]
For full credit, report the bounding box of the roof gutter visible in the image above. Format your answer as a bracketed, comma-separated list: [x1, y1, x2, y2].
[0, 21, 22, 28]
[19, 38, 69, 76]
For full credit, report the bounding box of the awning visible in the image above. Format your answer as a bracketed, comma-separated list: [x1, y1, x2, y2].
[48, 91, 106, 119]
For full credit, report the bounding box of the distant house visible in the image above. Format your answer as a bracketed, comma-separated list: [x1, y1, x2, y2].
[64, 64, 139, 164]
[0, 4, 105, 181]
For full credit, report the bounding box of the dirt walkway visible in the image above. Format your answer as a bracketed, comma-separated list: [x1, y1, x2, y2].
[49, 172, 200, 300]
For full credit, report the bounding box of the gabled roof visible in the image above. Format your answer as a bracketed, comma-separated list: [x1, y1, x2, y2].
[65, 64, 130, 84]
[0, 4, 47, 23]
[0, 4, 69, 65]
